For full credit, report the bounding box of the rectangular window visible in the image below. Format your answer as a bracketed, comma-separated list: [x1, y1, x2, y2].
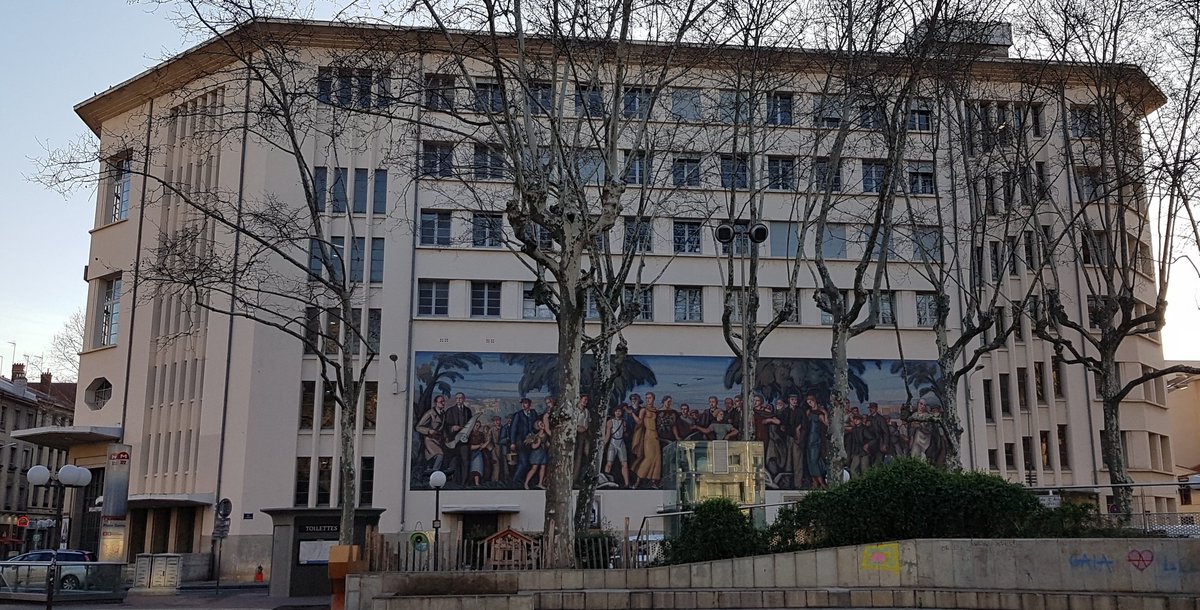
[522, 282, 554, 320]
[299, 381, 315, 430]
[820, 290, 849, 326]
[674, 287, 703, 322]
[878, 291, 896, 325]
[1070, 104, 1100, 138]
[362, 382, 379, 431]
[575, 149, 605, 185]
[720, 154, 749, 189]
[862, 160, 887, 193]
[331, 168, 348, 213]
[525, 223, 555, 250]
[673, 220, 702, 254]
[372, 169, 388, 214]
[418, 280, 450, 316]
[624, 151, 648, 185]
[352, 169, 369, 214]
[672, 157, 701, 187]
[766, 92, 793, 125]
[1004, 443, 1015, 470]
[367, 308, 381, 354]
[717, 90, 751, 123]
[982, 378, 994, 421]
[349, 237, 365, 283]
[304, 307, 319, 354]
[328, 237, 345, 283]
[359, 456, 375, 505]
[771, 289, 802, 324]
[623, 87, 653, 119]
[821, 224, 847, 259]
[769, 221, 797, 258]
[294, 457, 311, 506]
[317, 68, 332, 104]
[473, 144, 507, 180]
[908, 161, 935, 195]
[999, 373, 1012, 415]
[767, 156, 795, 190]
[623, 286, 654, 321]
[1017, 367, 1030, 411]
[1031, 104, 1044, 137]
[916, 292, 937, 327]
[1082, 231, 1109, 265]
[907, 99, 933, 131]
[814, 96, 841, 128]
[419, 211, 452, 246]
[988, 449, 998, 470]
[97, 276, 122, 347]
[989, 241, 1003, 282]
[470, 281, 502, 317]
[624, 217, 653, 253]
[1057, 425, 1070, 468]
[321, 382, 336, 429]
[527, 82, 553, 114]
[316, 457, 333, 506]
[472, 213, 503, 247]
[313, 166, 327, 212]
[575, 85, 604, 117]
[1035, 362, 1047, 404]
[1035, 162, 1048, 200]
[1087, 296, 1104, 329]
[106, 156, 132, 224]
[914, 226, 942, 262]
[1023, 437, 1036, 472]
[424, 74, 455, 110]
[324, 306, 342, 354]
[1013, 304, 1025, 342]
[421, 142, 454, 178]
[671, 88, 702, 120]
[370, 238, 384, 283]
[473, 81, 505, 113]
[335, 69, 353, 107]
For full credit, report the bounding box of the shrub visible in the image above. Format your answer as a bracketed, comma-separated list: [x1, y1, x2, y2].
[663, 497, 764, 564]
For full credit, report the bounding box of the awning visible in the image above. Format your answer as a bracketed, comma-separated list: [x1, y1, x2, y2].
[127, 493, 216, 507]
[11, 426, 122, 450]
[441, 505, 522, 514]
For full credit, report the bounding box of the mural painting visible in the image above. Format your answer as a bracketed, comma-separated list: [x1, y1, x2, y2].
[410, 352, 943, 491]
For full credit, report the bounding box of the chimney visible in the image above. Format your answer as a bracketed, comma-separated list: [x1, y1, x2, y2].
[11, 363, 26, 388]
[40, 372, 53, 393]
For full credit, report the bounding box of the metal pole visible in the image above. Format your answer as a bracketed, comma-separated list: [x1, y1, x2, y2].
[214, 539, 222, 596]
[432, 487, 440, 571]
[46, 483, 62, 610]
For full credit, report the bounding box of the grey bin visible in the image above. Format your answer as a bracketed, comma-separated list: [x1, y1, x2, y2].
[133, 553, 182, 590]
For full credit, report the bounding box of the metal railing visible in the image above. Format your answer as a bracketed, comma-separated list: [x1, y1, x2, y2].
[0, 561, 126, 599]
[1101, 512, 1200, 537]
[363, 529, 664, 572]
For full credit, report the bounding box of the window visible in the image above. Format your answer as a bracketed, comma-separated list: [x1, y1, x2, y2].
[1035, 362, 1047, 404]
[370, 238, 384, 283]
[527, 82, 553, 114]
[105, 156, 132, 224]
[1023, 231, 1037, 269]
[1070, 104, 1100, 138]
[324, 307, 342, 354]
[624, 217, 653, 253]
[1004, 443, 1015, 470]
[473, 81, 505, 112]
[1023, 437, 1036, 472]
[720, 155, 749, 189]
[623, 87, 653, 119]
[908, 162, 935, 195]
[766, 92, 793, 125]
[1052, 362, 1064, 398]
[524, 223, 555, 250]
[878, 291, 895, 326]
[989, 241, 1003, 282]
[982, 379, 994, 421]
[316, 457, 333, 506]
[294, 457, 311, 506]
[335, 69, 353, 107]
[1082, 231, 1109, 265]
[1013, 304, 1026, 342]
[367, 309, 381, 354]
[575, 85, 604, 117]
[671, 88, 702, 120]
[317, 68, 332, 104]
[717, 90, 751, 123]
[1034, 162, 1048, 200]
[988, 449, 998, 470]
[424, 74, 455, 110]
[304, 307, 320, 354]
[419, 211, 452, 246]
[96, 276, 122, 347]
[418, 280, 450, 316]
[821, 224, 847, 259]
[674, 287, 703, 322]
[813, 158, 841, 192]
[299, 381, 315, 429]
[331, 167, 348, 213]
[1017, 367, 1030, 411]
[421, 142, 454, 178]
[907, 99, 933, 131]
[624, 151, 648, 185]
[1006, 235, 1019, 276]
[349, 237, 365, 282]
[472, 213, 503, 247]
[672, 157, 701, 187]
[720, 224, 754, 256]
[359, 456, 375, 505]
[916, 293, 937, 327]
[318, 67, 388, 108]
[999, 373, 1012, 415]
[522, 282, 554, 319]
[1031, 104, 1044, 137]
[313, 166, 328, 212]
[1057, 425, 1070, 469]
[470, 281, 502, 317]
[862, 160, 886, 193]
[914, 227, 942, 262]
[727, 288, 748, 324]
[320, 382, 336, 429]
[473, 145, 506, 180]
[353, 169, 369, 214]
[819, 290, 848, 326]
[575, 149, 605, 185]
[814, 96, 841, 128]
[623, 286, 654, 321]
[771, 289, 801, 324]
[767, 156, 795, 190]
[858, 104, 885, 129]
[673, 220, 702, 254]
[1087, 296, 1104, 329]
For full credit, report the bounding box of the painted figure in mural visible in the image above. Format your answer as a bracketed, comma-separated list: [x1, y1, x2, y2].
[756, 395, 787, 488]
[631, 391, 662, 488]
[909, 398, 933, 461]
[845, 414, 874, 478]
[928, 404, 947, 467]
[510, 398, 540, 485]
[574, 394, 592, 484]
[729, 396, 744, 439]
[468, 419, 491, 486]
[603, 404, 631, 487]
[695, 407, 738, 441]
[524, 418, 550, 489]
[678, 403, 700, 440]
[657, 396, 680, 447]
[865, 402, 890, 466]
[889, 419, 909, 461]
[781, 394, 805, 489]
[805, 395, 830, 488]
[500, 415, 513, 481]
[445, 392, 474, 484]
[697, 396, 720, 438]
[488, 416, 505, 483]
[415, 394, 448, 473]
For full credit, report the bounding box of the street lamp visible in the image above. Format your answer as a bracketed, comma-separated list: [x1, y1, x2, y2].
[715, 221, 769, 440]
[428, 470, 446, 571]
[27, 464, 92, 610]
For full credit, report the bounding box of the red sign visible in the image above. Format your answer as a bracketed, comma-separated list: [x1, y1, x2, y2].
[16, 516, 29, 528]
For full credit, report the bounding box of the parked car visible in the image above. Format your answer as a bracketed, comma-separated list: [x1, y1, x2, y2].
[3, 549, 96, 591]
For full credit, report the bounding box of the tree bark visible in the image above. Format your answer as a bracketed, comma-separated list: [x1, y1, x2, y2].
[827, 324, 850, 482]
[545, 293, 584, 567]
[1099, 353, 1133, 520]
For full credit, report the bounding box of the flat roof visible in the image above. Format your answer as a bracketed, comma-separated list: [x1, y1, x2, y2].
[11, 426, 122, 450]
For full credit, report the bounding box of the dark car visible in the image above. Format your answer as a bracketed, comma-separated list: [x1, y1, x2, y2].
[4, 550, 96, 590]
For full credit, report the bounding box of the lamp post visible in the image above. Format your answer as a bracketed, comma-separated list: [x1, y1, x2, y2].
[715, 221, 769, 440]
[428, 470, 446, 571]
[27, 464, 92, 610]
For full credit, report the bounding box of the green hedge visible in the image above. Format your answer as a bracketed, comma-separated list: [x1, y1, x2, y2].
[662, 497, 764, 564]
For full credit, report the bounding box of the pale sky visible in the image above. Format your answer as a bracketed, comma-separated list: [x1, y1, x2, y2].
[1, 2, 1198, 379]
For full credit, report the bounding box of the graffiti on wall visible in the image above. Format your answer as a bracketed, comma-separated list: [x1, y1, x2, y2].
[409, 352, 944, 491]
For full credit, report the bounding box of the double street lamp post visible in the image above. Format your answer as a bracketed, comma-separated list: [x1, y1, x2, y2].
[428, 471, 446, 571]
[27, 464, 92, 610]
[715, 221, 769, 440]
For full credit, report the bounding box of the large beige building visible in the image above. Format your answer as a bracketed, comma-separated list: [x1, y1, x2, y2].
[38, 19, 1180, 579]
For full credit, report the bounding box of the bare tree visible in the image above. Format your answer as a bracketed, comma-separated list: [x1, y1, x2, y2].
[48, 308, 86, 382]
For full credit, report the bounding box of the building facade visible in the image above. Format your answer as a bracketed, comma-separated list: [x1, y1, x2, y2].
[51, 20, 1179, 579]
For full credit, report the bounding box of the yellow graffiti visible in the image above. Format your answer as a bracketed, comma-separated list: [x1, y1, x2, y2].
[860, 543, 901, 573]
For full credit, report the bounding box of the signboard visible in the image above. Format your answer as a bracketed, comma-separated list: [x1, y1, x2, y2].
[99, 443, 132, 563]
[1039, 495, 1063, 508]
[213, 517, 231, 540]
[298, 540, 337, 565]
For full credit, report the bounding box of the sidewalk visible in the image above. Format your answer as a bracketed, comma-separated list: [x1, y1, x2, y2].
[9, 588, 330, 610]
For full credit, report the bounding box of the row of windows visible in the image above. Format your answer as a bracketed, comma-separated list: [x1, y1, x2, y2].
[987, 425, 1071, 473]
[312, 166, 389, 214]
[417, 279, 945, 327]
[303, 307, 382, 355]
[298, 380, 378, 430]
[294, 455, 375, 506]
[419, 142, 940, 194]
[307, 237, 385, 283]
